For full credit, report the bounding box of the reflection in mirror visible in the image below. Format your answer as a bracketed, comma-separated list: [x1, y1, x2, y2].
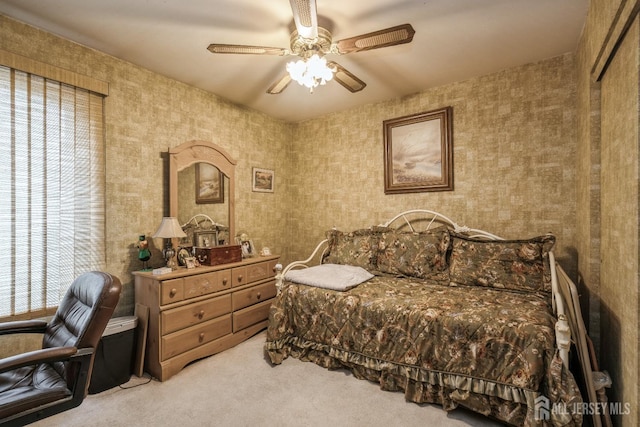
[178, 164, 229, 246]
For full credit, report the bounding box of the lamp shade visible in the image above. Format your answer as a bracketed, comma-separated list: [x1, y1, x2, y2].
[152, 217, 187, 239]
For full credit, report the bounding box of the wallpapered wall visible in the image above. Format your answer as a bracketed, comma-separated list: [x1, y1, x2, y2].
[3, 8, 639, 425]
[575, 2, 640, 424]
[1, 15, 577, 344]
[600, 21, 639, 422]
[599, 15, 639, 426]
[288, 53, 578, 276]
[0, 15, 292, 317]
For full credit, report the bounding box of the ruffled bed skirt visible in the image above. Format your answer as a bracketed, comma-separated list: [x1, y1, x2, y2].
[265, 336, 581, 427]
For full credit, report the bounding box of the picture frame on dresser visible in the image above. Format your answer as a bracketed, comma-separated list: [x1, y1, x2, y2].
[195, 230, 218, 248]
[236, 237, 256, 258]
[184, 257, 197, 269]
[177, 247, 191, 266]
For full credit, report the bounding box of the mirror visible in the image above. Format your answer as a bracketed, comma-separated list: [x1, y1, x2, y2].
[177, 165, 229, 243]
[169, 140, 236, 248]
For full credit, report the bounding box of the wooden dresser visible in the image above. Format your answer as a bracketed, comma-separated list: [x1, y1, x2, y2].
[133, 254, 279, 381]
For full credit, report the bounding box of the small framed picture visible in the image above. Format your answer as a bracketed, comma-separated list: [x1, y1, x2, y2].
[252, 167, 274, 193]
[177, 247, 191, 266]
[184, 257, 197, 269]
[260, 247, 272, 256]
[194, 230, 218, 248]
[236, 237, 256, 258]
[196, 163, 224, 204]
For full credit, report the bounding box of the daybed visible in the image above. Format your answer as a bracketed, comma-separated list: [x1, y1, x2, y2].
[265, 210, 608, 426]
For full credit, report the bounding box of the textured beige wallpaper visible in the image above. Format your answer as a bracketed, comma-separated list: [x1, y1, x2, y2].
[3, 9, 640, 424]
[0, 15, 291, 317]
[600, 16, 639, 425]
[575, 0, 604, 359]
[1, 14, 579, 316]
[0, 14, 581, 354]
[288, 54, 578, 278]
[575, 2, 640, 424]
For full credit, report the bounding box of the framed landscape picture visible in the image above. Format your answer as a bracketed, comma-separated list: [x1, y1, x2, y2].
[383, 107, 453, 194]
[195, 163, 224, 204]
[252, 167, 274, 193]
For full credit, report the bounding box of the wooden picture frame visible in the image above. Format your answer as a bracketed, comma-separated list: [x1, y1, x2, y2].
[235, 237, 256, 258]
[252, 167, 274, 193]
[383, 107, 453, 194]
[194, 230, 218, 248]
[184, 257, 197, 269]
[196, 163, 224, 204]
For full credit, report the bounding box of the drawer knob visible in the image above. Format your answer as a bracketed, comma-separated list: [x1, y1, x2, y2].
[237, 275, 243, 282]
[198, 310, 205, 319]
[256, 292, 262, 300]
[170, 288, 177, 297]
[222, 278, 228, 286]
[199, 332, 205, 342]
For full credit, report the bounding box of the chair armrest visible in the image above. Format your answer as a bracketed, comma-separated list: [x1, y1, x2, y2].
[0, 346, 79, 374]
[0, 319, 48, 336]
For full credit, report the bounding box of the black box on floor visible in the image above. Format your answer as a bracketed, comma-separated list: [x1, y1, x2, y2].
[89, 316, 138, 394]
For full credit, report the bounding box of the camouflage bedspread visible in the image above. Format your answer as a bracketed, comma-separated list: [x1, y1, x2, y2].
[265, 276, 582, 426]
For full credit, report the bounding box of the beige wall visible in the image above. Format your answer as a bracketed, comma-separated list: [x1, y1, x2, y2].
[576, 0, 603, 356]
[288, 54, 578, 277]
[0, 15, 579, 305]
[0, 12, 579, 355]
[3, 7, 640, 424]
[0, 15, 292, 317]
[576, 1, 640, 425]
[600, 15, 639, 427]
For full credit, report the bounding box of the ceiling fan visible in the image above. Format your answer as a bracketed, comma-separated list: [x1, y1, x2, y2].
[207, 0, 415, 94]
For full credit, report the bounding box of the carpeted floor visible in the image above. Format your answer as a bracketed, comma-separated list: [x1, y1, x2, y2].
[33, 331, 502, 427]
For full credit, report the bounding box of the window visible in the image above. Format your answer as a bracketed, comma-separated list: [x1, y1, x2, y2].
[0, 64, 106, 320]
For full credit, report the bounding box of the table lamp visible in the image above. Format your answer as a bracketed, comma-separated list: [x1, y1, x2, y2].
[152, 217, 187, 269]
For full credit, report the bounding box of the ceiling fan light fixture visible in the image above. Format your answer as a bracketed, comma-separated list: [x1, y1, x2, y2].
[286, 54, 336, 92]
[207, 0, 415, 96]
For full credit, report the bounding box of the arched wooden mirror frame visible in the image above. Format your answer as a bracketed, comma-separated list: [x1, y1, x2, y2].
[169, 140, 236, 243]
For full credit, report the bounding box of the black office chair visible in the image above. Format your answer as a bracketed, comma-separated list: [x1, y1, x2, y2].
[0, 271, 122, 426]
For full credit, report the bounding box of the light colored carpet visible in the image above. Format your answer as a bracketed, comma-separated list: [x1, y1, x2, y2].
[33, 331, 502, 427]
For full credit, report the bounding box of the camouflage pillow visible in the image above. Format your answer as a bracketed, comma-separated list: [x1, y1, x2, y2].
[374, 225, 451, 281]
[323, 228, 377, 270]
[448, 233, 556, 294]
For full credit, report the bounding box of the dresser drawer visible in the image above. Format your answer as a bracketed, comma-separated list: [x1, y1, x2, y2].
[232, 261, 273, 287]
[161, 315, 232, 360]
[232, 280, 276, 311]
[161, 294, 232, 335]
[161, 278, 184, 305]
[182, 271, 230, 299]
[232, 299, 273, 332]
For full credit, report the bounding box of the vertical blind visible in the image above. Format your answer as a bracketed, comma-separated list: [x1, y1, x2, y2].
[0, 65, 106, 320]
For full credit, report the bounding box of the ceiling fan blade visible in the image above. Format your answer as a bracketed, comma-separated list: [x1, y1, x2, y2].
[207, 44, 287, 56]
[334, 24, 416, 54]
[266, 73, 292, 94]
[327, 61, 366, 93]
[289, 0, 318, 40]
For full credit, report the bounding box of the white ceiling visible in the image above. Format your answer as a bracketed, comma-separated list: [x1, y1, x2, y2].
[0, 0, 588, 123]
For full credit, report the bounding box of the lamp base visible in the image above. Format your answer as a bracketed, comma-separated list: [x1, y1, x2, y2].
[162, 242, 177, 270]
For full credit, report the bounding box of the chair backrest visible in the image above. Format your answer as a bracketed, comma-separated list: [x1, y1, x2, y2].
[42, 271, 122, 384]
